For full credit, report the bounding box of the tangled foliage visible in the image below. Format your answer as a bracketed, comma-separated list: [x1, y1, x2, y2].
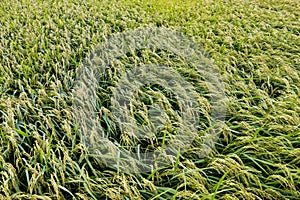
[0, 0, 299, 199]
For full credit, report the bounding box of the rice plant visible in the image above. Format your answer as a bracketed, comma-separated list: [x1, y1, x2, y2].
[0, 0, 299, 199]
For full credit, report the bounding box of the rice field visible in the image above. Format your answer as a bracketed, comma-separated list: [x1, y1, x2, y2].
[0, 0, 299, 199]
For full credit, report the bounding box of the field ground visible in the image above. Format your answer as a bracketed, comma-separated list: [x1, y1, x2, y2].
[0, 0, 299, 199]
